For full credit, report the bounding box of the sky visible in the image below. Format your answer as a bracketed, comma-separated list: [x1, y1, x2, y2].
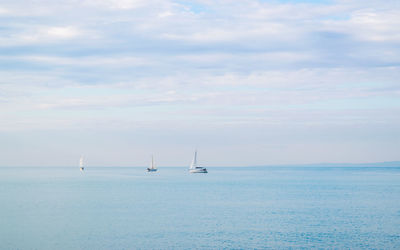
[0, 0, 399, 167]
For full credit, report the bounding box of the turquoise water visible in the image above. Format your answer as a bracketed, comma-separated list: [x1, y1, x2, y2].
[1, 166, 400, 249]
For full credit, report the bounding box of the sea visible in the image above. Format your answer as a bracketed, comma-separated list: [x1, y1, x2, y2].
[1, 166, 400, 249]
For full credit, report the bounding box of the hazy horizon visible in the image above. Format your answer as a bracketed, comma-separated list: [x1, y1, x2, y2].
[1, 0, 399, 166]
[1, 160, 399, 168]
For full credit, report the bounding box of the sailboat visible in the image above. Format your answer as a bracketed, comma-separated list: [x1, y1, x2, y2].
[189, 150, 207, 173]
[147, 155, 157, 172]
[79, 156, 84, 171]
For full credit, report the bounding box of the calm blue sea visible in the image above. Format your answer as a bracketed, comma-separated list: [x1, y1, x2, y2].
[1, 166, 400, 249]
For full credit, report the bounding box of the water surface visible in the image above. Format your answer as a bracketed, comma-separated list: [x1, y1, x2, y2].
[1, 166, 400, 249]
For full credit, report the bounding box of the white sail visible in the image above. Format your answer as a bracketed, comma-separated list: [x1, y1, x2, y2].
[150, 155, 156, 170]
[79, 156, 83, 168]
[190, 150, 198, 169]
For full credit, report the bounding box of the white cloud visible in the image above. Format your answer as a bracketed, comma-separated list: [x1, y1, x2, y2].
[45, 26, 81, 39]
[3, 55, 152, 67]
[0, 7, 10, 15]
[318, 9, 400, 42]
[0, 25, 89, 46]
[0, 0, 399, 164]
[83, 0, 150, 10]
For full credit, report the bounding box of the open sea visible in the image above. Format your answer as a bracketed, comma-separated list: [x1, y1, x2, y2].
[1, 166, 400, 249]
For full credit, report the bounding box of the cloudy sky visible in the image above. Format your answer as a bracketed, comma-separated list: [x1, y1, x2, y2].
[0, 0, 399, 166]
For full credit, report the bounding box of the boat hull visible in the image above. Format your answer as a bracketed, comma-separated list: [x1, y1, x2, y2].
[189, 168, 207, 173]
[147, 168, 157, 172]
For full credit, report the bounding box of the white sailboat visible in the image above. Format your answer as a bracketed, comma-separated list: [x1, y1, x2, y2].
[189, 150, 207, 173]
[147, 155, 157, 172]
[79, 155, 84, 171]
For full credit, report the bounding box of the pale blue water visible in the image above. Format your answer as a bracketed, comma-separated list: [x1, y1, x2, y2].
[1, 166, 400, 249]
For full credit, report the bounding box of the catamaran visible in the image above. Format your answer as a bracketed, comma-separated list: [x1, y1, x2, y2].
[147, 155, 157, 172]
[189, 150, 207, 173]
[79, 156, 84, 171]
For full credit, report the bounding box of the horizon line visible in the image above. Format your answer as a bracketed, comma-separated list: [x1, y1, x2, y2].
[1, 161, 399, 168]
